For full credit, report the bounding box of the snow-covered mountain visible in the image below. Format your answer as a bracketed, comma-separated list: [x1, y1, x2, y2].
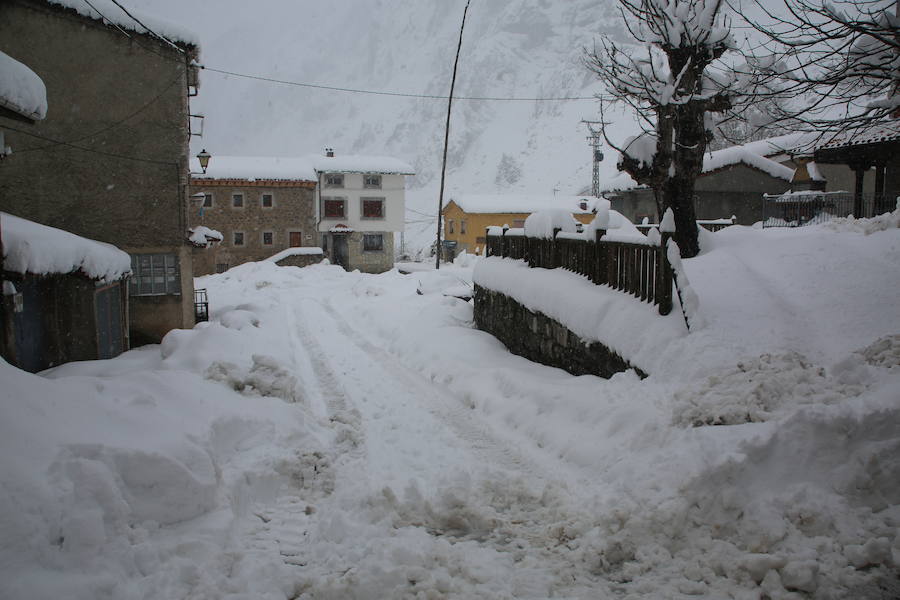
[134, 0, 637, 250]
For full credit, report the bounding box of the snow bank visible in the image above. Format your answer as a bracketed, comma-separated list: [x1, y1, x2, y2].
[523, 209, 578, 239]
[0, 50, 47, 121]
[2, 212, 131, 280]
[49, 0, 199, 46]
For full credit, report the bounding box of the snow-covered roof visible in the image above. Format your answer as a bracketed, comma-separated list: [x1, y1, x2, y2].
[447, 195, 601, 215]
[265, 247, 324, 262]
[191, 153, 416, 181]
[602, 133, 808, 192]
[0, 51, 47, 121]
[2, 212, 131, 281]
[190, 156, 317, 182]
[48, 0, 199, 46]
[817, 122, 900, 150]
[313, 154, 415, 175]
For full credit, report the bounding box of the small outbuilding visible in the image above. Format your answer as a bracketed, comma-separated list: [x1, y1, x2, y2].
[1, 212, 131, 372]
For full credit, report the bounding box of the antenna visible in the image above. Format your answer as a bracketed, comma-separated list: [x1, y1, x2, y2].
[581, 120, 604, 197]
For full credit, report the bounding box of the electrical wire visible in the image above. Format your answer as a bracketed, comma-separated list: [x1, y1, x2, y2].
[4, 125, 177, 166]
[199, 66, 597, 102]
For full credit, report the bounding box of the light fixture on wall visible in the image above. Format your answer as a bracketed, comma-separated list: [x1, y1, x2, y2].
[196, 148, 211, 174]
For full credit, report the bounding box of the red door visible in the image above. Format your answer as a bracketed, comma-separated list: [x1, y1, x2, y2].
[289, 232, 302, 247]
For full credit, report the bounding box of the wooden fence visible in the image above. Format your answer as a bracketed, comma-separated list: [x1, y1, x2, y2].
[486, 226, 673, 315]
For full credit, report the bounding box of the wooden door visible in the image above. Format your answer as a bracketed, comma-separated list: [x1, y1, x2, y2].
[289, 231, 302, 247]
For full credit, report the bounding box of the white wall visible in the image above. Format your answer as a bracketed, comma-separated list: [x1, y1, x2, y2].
[317, 173, 406, 232]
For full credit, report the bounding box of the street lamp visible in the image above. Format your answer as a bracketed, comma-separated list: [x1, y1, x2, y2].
[196, 148, 211, 174]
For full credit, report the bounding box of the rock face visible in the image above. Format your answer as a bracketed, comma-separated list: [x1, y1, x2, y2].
[473, 285, 644, 378]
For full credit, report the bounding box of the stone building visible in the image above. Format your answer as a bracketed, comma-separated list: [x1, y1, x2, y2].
[604, 133, 876, 225]
[0, 0, 201, 345]
[315, 151, 414, 274]
[188, 157, 318, 275]
[442, 195, 600, 257]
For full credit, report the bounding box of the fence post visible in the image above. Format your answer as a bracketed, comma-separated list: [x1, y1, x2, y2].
[594, 227, 607, 285]
[550, 227, 561, 268]
[501, 224, 509, 258]
[485, 227, 491, 256]
[658, 231, 673, 315]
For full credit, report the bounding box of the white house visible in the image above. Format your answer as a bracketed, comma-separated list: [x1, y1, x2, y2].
[314, 149, 414, 273]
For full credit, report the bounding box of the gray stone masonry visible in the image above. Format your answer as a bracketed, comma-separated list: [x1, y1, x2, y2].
[474, 285, 646, 379]
[188, 181, 317, 275]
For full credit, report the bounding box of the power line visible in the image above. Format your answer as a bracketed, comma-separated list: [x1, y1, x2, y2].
[199, 65, 596, 102]
[4, 125, 177, 166]
[108, 0, 185, 53]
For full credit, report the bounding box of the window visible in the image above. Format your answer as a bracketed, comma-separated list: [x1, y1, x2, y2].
[460, 220, 467, 234]
[363, 234, 383, 252]
[262, 231, 274, 246]
[361, 197, 385, 219]
[325, 173, 344, 187]
[447, 219, 455, 234]
[202, 193, 213, 208]
[232, 193, 244, 208]
[323, 197, 346, 218]
[476, 236, 486, 244]
[364, 174, 382, 188]
[129, 253, 181, 296]
[233, 231, 244, 246]
[512, 219, 526, 228]
[261, 193, 273, 208]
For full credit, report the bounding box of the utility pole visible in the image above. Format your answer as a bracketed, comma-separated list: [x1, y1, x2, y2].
[435, 0, 472, 270]
[581, 120, 604, 198]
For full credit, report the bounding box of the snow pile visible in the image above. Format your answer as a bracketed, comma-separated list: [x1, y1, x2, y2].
[0, 50, 46, 120]
[523, 209, 579, 239]
[621, 133, 657, 168]
[822, 200, 900, 234]
[187, 225, 222, 247]
[2, 212, 131, 281]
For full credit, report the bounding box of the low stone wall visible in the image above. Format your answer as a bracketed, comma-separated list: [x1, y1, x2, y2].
[474, 285, 645, 379]
[275, 254, 324, 268]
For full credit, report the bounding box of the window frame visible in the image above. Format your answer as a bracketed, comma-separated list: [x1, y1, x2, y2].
[362, 233, 384, 252]
[129, 253, 181, 297]
[324, 173, 344, 188]
[232, 193, 244, 209]
[233, 231, 245, 246]
[361, 197, 385, 219]
[460, 219, 467, 234]
[202, 193, 213, 208]
[363, 174, 382, 189]
[322, 196, 346, 219]
[447, 219, 455, 234]
[261, 193, 274, 209]
[262, 231, 274, 246]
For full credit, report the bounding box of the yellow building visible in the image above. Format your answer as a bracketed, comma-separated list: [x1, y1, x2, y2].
[441, 195, 600, 255]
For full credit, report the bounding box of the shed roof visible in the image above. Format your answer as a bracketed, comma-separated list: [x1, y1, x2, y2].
[2, 212, 131, 281]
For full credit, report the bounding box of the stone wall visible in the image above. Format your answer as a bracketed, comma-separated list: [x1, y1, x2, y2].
[474, 285, 645, 379]
[188, 181, 317, 275]
[275, 253, 324, 268]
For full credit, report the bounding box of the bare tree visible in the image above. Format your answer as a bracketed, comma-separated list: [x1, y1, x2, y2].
[586, 0, 736, 258]
[739, 0, 900, 135]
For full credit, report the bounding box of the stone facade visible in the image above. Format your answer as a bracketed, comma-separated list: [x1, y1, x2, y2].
[0, 0, 198, 345]
[188, 180, 317, 275]
[474, 285, 645, 379]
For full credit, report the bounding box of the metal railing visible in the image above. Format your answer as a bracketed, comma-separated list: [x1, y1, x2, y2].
[194, 288, 209, 323]
[762, 192, 895, 228]
[636, 217, 736, 235]
[486, 226, 673, 315]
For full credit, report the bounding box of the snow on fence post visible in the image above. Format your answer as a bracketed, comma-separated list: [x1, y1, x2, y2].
[657, 210, 676, 316]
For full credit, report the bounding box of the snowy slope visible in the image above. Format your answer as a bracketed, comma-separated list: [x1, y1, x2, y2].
[131, 0, 632, 249]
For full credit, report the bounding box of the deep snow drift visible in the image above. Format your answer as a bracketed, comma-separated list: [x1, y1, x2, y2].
[1, 216, 899, 599]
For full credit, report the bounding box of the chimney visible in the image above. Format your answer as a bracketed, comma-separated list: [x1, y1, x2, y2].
[325, 148, 334, 158]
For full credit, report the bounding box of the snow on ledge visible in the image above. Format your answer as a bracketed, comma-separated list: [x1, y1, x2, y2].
[313, 154, 414, 175]
[48, 0, 199, 46]
[188, 226, 223, 247]
[0, 51, 47, 121]
[265, 247, 325, 263]
[2, 212, 131, 281]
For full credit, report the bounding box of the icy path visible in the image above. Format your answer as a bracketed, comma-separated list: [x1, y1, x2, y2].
[235, 284, 617, 598]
